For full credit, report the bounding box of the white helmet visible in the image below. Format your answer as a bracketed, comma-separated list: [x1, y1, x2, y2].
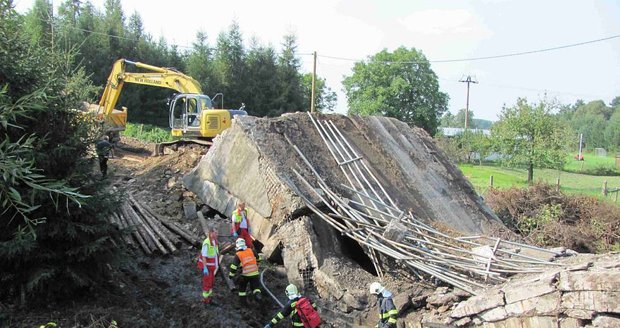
[235, 238, 247, 251]
[369, 282, 384, 295]
[285, 284, 299, 300]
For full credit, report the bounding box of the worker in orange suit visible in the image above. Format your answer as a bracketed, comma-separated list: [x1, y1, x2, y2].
[231, 201, 254, 249]
[197, 226, 219, 305]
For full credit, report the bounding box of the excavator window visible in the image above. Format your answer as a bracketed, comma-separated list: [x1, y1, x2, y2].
[187, 98, 200, 127]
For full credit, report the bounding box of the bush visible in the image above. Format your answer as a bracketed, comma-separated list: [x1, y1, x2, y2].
[485, 183, 620, 253]
[1, 4, 119, 307]
[123, 123, 173, 143]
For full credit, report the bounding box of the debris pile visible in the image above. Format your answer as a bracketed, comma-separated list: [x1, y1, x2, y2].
[183, 112, 513, 324]
[108, 194, 202, 255]
[444, 255, 620, 328]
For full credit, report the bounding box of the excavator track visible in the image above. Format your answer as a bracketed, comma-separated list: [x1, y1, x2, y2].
[153, 139, 213, 156]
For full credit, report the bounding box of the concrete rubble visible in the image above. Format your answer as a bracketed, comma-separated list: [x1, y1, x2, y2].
[182, 113, 620, 327]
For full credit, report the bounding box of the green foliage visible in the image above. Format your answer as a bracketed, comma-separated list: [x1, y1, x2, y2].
[123, 122, 173, 143]
[434, 131, 491, 164]
[603, 110, 620, 151]
[491, 98, 572, 183]
[1, 1, 119, 306]
[343, 47, 449, 135]
[301, 73, 337, 112]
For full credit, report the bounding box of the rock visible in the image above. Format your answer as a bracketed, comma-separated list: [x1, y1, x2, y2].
[453, 317, 471, 327]
[342, 292, 365, 311]
[166, 177, 176, 189]
[183, 201, 197, 220]
[559, 317, 583, 328]
[559, 271, 620, 291]
[566, 262, 592, 271]
[427, 288, 460, 307]
[564, 309, 595, 320]
[562, 291, 620, 313]
[450, 290, 505, 318]
[436, 305, 450, 313]
[479, 306, 508, 322]
[503, 277, 557, 304]
[592, 314, 620, 328]
[505, 291, 561, 316]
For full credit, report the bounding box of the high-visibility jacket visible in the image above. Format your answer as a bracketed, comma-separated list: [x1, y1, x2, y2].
[268, 296, 317, 327]
[198, 236, 219, 269]
[230, 248, 259, 277]
[377, 290, 398, 328]
[231, 208, 249, 232]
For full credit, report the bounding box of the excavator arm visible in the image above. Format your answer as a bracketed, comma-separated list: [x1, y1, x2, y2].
[97, 59, 204, 131]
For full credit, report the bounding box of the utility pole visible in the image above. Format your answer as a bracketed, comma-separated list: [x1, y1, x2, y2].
[311, 51, 317, 113]
[459, 75, 478, 131]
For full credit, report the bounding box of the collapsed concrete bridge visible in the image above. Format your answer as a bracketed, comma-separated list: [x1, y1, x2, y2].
[182, 113, 505, 304]
[182, 112, 619, 326]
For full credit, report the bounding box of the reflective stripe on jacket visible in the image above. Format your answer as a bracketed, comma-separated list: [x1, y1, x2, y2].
[231, 208, 249, 230]
[378, 294, 398, 326]
[236, 248, 258, 276]
[200, 237, 219, 267]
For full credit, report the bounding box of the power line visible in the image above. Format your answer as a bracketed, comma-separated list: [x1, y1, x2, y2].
[308, 33, 620, 64]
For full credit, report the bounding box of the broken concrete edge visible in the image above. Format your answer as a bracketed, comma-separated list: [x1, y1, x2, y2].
[448, 255, 620, 326]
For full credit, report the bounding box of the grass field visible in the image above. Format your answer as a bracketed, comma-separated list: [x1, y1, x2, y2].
[458, 163, 620, 198]
[563, 152, 619, 175]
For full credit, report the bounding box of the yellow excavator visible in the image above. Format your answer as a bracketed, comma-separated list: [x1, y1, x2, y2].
[95, 58, 247, 146]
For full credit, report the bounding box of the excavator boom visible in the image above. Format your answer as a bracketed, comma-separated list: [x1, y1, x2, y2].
[95, 58, 245, 143]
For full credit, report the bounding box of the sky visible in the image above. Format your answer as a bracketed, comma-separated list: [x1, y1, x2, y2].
[14, 0, 620, 121]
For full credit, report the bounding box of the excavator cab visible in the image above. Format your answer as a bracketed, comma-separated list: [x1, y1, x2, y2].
[169, 93, 247, 138]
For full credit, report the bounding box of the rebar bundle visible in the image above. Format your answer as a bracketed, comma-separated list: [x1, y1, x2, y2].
[284, 114, 563, 295]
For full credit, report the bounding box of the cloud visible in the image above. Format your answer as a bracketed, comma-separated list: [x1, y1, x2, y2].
[398, 9, 492, 39]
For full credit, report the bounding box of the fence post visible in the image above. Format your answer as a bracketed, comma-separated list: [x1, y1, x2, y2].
[602, 180, 608, 196]
[556, 177, 560, 192]
[489, 175, 494, 188]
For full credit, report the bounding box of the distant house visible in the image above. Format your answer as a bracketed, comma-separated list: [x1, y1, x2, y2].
[438, 127, 491, 137]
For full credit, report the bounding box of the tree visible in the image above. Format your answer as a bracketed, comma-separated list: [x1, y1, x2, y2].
[604, 110, 620, 151]
[1, 1, 118, 305]
[244, 39, 279, 116]
[440, 112, 456, 127]
[272, 32, 304, 116]
[301, 73, 337, 112]
[343, 47, 449, 135]
[492, 98, 571, 184]
[454, 108, 475, 129]
[570, 100, 610, 149]
[610, 96, 620, 108]
[23, 0, 54, 47]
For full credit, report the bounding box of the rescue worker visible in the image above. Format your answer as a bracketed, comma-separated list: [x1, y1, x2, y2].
[95, 135, 113, 179]
[369, 282, 398, 328]
[198, 226, 219, 304]
[229, 238, 262, 304]
[264, 284, 319, 328]
[231, 201, 254, 249]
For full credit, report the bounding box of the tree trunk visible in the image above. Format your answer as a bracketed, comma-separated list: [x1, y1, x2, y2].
[527, 162, 534, 184]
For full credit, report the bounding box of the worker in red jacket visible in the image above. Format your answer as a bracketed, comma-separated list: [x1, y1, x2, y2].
[231, 201, 254, 249]
[197, 226, 219, 305]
